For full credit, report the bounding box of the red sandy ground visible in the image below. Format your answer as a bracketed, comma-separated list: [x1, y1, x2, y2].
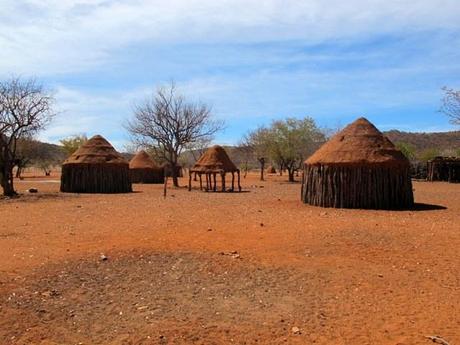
[0, 173, 459, 344]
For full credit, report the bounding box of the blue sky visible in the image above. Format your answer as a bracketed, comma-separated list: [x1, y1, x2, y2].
[1, 0, 459, 149]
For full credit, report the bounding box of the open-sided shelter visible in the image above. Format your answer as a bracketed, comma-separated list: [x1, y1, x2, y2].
[189, 145, 241, 192]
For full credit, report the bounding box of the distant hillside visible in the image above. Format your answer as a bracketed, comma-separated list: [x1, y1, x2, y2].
[384, 130, 460, 153]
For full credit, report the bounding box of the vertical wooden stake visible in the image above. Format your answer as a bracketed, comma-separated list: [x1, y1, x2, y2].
[163, 175, 168, 198]
[222, 173, 226, 192]
[237, 170, 241, 192]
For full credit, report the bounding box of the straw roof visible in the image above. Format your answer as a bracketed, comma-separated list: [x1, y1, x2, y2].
[129, 150, 162, 170]
[63, 135, 128, 165]
[306, 117, 408, 167]
[191, 145, 238, 173]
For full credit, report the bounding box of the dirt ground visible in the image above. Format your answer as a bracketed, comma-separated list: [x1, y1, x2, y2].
[0, 173, 459, 345]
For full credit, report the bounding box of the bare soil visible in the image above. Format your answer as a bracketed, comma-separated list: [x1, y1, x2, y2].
[0, 173, 459, 344]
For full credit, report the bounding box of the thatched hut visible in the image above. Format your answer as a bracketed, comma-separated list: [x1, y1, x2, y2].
[427, 157, 460, 183]
[189, 145, 241, 192]
[301, 117, 414, 209]
[129, 150, 164, 184]
[163, 164, 183, 178]
[60, 135, 132, 193]
[267, 166, 277, 174]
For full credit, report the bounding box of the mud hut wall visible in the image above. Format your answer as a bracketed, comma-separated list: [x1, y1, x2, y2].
[301, 164, 413, 209]
[61, 164, 132, 193]
[130, 168, 165, 184]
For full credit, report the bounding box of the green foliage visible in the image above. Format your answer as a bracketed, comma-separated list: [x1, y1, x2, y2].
[60, 134, 88, 156]
[245, 117, 326, 181]
[418, 148, 440, 162]
[395, 142, 416, 161]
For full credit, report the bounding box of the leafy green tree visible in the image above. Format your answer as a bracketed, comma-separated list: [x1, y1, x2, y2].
[418, 148, 440, 162]
[395, 142, 416, 161]
[60, 134, 87, 156]
[266, 117, 325, 182]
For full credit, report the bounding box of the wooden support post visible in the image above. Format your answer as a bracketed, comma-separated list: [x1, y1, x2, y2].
[231, 172, 235, 192]
[199, 173, 203, 190]
[188, 170, 192, 191]
[237, 170, 241, 192]
[205, 173, 209, 192]
[213, 173, 217, 192]
[221, 173, 226, 192]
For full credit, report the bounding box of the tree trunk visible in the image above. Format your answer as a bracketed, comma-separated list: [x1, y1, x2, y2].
[288, 168, 295, 182]
[259, 158, 265, 181]
[0, 164, 16, 196]
[172, 174, 179, 187]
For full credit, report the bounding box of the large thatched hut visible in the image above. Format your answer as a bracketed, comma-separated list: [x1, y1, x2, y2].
[129, 150, 164, 184]
[189, 145, 241, 192]
[301, 117, 414, 209]
[427, 157, 460, 183]
[60, 135, 132, 193]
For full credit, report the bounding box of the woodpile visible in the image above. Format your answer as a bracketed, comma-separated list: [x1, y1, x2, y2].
[129, 150, 164, 184]
[427, 157, 460, 183]
[189, 145, 241, 192]
[301, 117, 414, 209]
[60, 135, 132, 193]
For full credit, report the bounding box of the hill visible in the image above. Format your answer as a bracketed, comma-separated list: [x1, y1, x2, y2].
[384, 130, 460, 154]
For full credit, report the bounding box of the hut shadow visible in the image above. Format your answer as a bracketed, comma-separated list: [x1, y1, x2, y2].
[187, 187, 250, 193]
[410, 203, 447, 211]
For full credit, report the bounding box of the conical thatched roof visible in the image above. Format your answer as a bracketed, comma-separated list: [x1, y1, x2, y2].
[306, 117, 408, 167]
[60, 135, 131, 193]
[301, 117, 413, 209]
[63, 135, 128, 165]
[129, 150, 161, 170]
[191, 145, 238, 173]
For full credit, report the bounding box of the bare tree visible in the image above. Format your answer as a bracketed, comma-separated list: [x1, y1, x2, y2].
[126, 83, 223, 187]
[235, 139, 254, 178]
[0, 77, 55, 196]
[440, 87, 460, 125]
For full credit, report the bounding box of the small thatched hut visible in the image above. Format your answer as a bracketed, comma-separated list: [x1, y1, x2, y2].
[267, 166, 277, 174]
[163, 164, 183, 178]
[129, 150, 164, 184]
[189, 145, 241, 192]
[60, 135, 132, 193]
[301, 117, 414, 209]
[427, 157, 460, 183]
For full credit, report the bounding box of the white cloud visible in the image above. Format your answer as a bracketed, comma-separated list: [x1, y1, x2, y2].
[1, 0, 459, 75]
